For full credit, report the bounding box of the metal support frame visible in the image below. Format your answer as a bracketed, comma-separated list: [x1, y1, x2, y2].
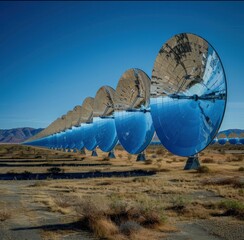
[136, 151, 146, 161]
[184, 154, 200, 170]
[108, 150, 116, 159]
[91, 149, 98, 156]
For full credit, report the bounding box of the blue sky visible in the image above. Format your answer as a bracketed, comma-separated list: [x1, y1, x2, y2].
[0, 1, 244, 130]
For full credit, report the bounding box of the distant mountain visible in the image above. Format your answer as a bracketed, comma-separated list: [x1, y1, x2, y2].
[0, 127, 44, 143]
[218, 129, 244, 137]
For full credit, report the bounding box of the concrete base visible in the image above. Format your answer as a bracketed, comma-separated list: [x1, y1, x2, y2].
[136, 152, 146, 161]
[91, 150, 98, 157]
[184, 155, 200, 170]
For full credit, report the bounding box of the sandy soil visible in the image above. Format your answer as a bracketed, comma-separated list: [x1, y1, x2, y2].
[0, 144, 243, 239]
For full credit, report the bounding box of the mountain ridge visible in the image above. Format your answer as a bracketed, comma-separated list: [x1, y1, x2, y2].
[0, 127, 44, 143]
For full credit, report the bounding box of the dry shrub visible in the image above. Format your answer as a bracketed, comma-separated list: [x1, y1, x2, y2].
[129, 195, 166, 227]
[197, 165, 210, 173]
[29, 181, 50, 187]
[144, 159, 153, 165]
[76, 196, 109, 225]
[53, 195, 72, 208]
[168, 195, 189, 213]
[219, 200, 244, 220]
[167, 198, 210, 219]
[76, 196, 120, 238]
[132, 177, 152, 183]
[75, 195, 166, 239]
[118, 154, 123, 158]
[102, 157, 110, 161]
[93, 218, 119, 238]
[234, 155, 243, 162]
[130, 196, 165, 224]
[119, 221, 142, 236]
[156, 168, 170, 172]
[202, 158, 215, 163]
[238, 167, 244, 171]
[156, 148, 164, 155]
[97, 181, 112, 186]
[226, 155, 243, 162]
[0, 209, 11, 221]
[201, 176, 243, 188]
[47, 167, 64, 174]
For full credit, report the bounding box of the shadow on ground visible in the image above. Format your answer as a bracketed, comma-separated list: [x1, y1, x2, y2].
[0, 169, 156, 180]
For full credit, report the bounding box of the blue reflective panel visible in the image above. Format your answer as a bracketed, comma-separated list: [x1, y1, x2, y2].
[51, 133, 58, 149]
[64, 129, 74, 149]
[72, 126, 84, 150]
[49, 134, 56, 148]
[150, 33, 227, 157]
[69, 127, 77, 149]
[62, 132, 68, 149]
[93, 117, 118, 152]
[56, 132, 66, 149]
[228, 138, 239, 145]
[114, 69, 154, 154]
[239, 138, 244, 145]
[218, 138, 227, 145]
[151, 96, 225, 156]
[82, 123, 97, 151]
[114, 111, 154, 154]
[43, 136, 50, 148]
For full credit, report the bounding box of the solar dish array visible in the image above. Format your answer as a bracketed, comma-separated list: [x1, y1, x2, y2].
[25, 33, 227, 157]
[213, 131, 244, 145]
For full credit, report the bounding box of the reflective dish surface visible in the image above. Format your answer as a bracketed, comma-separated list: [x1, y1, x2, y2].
[150, 33, 227, 156]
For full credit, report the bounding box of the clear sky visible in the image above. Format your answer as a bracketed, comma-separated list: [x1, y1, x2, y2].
[0, 1, 244, 131]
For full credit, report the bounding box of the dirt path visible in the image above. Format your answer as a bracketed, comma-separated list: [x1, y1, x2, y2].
[0, 181, 96, 240]
[166, 219, 244, 240]
[0, 182, 42, 240]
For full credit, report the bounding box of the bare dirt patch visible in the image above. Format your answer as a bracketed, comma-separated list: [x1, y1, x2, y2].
[0, 144, 243, 239]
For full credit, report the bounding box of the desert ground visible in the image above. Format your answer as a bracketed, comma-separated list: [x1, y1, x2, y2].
[0, 143, 243, 240]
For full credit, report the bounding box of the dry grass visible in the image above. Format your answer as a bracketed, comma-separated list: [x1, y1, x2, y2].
[0, 144, 243, 239]
[197, 165, 210, 173]
[74, 194, 166, 239]
[53, 195, 72, 209]
[0, 209, 11, 221]
[201, 176, 244, 188]
[29, 181, 50, 188]
[202, 158, 215, 163]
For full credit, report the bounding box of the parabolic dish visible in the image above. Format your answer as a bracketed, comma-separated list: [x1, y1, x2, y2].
[80, 97, 97, 151]
[64, 110, 74, 149]
[217, 132, 228, 145]
[228, 132, 239, 145]
[56, 115, 67, 149]
[114, 68, 154, 154]
[93, 86, 118, 152]
[70, 105, 84, 150]
[239, 132, 244, 144]
[150, 33, 227, 157]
